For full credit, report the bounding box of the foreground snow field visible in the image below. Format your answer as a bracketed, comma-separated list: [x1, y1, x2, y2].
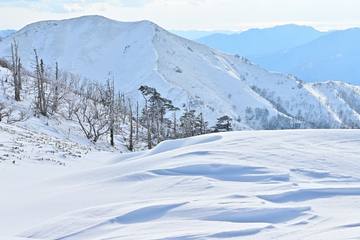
[1, 129, 360, 240]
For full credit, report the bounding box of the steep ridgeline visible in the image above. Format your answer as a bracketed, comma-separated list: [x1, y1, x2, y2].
[1, 16, 360, 129]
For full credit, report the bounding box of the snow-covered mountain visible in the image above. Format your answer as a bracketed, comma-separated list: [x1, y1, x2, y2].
[1, 16, 360, 240]
[1, 16, 360, 129]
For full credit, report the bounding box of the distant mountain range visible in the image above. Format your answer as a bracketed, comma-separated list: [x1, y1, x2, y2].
[171, 30, 240, 40]
[197, 25, 360, 85]
[254, 28, 360, 84]
[198, 25, 324, 57]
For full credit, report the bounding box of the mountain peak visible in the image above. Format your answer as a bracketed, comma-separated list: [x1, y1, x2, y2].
[15, 15, 159, 37]
[1, 16, 360, 129]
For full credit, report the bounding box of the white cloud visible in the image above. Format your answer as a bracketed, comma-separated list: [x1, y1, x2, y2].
[1, 0, 360, 31]
[0, 0, 153, 13]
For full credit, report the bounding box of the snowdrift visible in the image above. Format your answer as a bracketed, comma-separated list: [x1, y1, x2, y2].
[1, 130, 360, 239]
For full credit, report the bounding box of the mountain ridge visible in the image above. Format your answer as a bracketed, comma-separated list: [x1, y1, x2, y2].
[1, 15, 360, 129]
[254, 28, 360, 84]
[197, 24, 325, 57]
[197, 24, 360, 84]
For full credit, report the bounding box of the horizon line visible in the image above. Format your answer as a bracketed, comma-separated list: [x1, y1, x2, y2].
[2, 15, 360, 32]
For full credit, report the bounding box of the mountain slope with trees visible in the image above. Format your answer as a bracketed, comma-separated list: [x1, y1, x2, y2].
[0, 15, 360, 143]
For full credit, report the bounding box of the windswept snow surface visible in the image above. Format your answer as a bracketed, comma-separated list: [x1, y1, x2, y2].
[1, 130, 360, 239]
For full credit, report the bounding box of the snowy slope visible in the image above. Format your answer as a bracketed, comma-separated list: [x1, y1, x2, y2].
[0, 29, 15, 40]
[308, 81, 360, 127]
[1, 130, 360, 239]
[0, 65, 130, 166]
[1, 16, 360, 128]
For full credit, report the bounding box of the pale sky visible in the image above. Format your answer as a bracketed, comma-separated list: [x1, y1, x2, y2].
[1, 0, 360, 31]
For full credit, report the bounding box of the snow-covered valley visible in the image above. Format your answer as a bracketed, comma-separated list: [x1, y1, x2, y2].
[1, 129, 360, 240]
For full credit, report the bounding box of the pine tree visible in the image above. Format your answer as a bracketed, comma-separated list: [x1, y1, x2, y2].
[180, 109, 196, 137]
[215, 115, 232, 132]
[139, 85, 177, 146]
[139, 86, 152, 149]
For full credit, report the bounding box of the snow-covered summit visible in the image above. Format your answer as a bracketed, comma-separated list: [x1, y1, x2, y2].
[1, 16, 360, 128]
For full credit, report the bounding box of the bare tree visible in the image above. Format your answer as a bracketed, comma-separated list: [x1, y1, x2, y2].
[50, 62, 60, 113]
[11, 40, 21, 101]
[0, 103, 28, 124]
[0, 103, 9, 122]
[106, 76, 115, 146]
[34, 49, 47, 116]
[74, 83, 110, 143]
[128, 99, 134, 151]
[62, 73, 81, 120]
[120, 93, 127, 124]
[136, 101, 139, 141]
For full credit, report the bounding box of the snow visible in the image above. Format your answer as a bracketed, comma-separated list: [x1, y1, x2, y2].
[0, 16, 360, 239]
[1, 129, 360, 239]
[2, 16, 360, 128]
[0, 30, 15, 40]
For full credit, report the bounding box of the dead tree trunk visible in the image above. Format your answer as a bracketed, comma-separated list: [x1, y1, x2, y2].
[34, 49, 47, 116]
[145, 101, 152, 149]
[128, 99, 134, 151]
[108, 78, 115, 147]
[173, 111, 177, 138]
[11, 40, 21, 101]
[51, 62, 60, 113]
[136, 101, 139, 141]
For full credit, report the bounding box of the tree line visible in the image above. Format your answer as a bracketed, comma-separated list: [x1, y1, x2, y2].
[1, 40, 233, 151]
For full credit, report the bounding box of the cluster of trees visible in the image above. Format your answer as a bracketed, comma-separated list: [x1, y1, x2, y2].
[8, 41, 360, 149]
[137, 85, 232, 149]
[244, 106, 309, 130]
[248, 85, 336, 129]
[1, 41, 233, 151]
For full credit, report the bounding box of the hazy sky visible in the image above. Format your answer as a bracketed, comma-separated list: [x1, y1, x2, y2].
[1, 0, 360, 31]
